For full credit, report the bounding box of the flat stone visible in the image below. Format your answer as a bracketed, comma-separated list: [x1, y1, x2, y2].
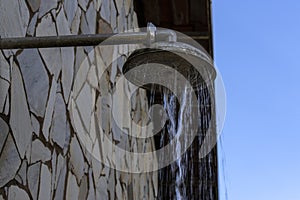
[38, 164, 52, 200]
[27, 12, 38, 36]
[42, 78, 57, 141]
[98, 44, 113, 68]
[110, 1, 117, 30]
[28, 162, 41, 200]
[0, 118, 9, 152]
[54, 155, 66, 200]
[0, 52, 10, 81]
[39, 0, 57, 18]
[94, 0, 102, 11]
[114, 0, 123, 14]
[57, 7, 71, 35]
[0, 134, 21, 187]
[64, 0, 78, 27]
[0, 84, 9, 113]
[16, 160, 27, 185]
[95, 176, 108, 199]
[10, 61, 33, 159]
[8, 185, 30, 200]
[66, 172, 79, 200]
[69, 137, 85, 183]
[71, 7, 81, 34]
[133, 12, 139, 28]
[31, 115, 40, 136]
[27, 0, 41, 12]
[63, 122, 71, 155]
[3, 94, 9, 115]
[87, 64, 98, 89]
[0, 0, 29, 37]
[116, 181, 123, 199]
[107, 170, 116, 200]
[87, 169, 96, 200]
[80, 12, 90, 35]
[51, 151, 57, 198]
[91, 149, 103, 180]
[78, 175, 88, 199]
[18, 49, 49, 117]
[55, 154, 65, 186]
[61, 47, 74, 103]
[38, 46, 62, 80]
[86, 4, 97, 34]
[117, 6, 127, 31]
[79, 0, 89, 11]
[95, 46, 106, 79]
[74, 48, 88, 87]
[76, 82, 93, 131]
[89, 113, 98, 143]
[37, 13, 62, 79]
[96, 95, 111, 134]
[125, 0, 132, 16]
[100, 0, 111, 23]
[70, 100, 85, 141]
[127, 16, 132, 30]
[57, 9, 74, 103]
[110, 47, 119, 83]
[50, 93, 67, 149]
[31, 139, 51, 163]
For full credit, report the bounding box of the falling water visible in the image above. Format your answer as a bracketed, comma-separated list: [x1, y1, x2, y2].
[148, 81, 218, 200]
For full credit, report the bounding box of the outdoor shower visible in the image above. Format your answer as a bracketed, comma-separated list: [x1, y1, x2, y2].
[0, 23, 219, 199]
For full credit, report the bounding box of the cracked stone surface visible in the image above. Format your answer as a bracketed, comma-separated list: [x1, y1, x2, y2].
[54, 155, 67, 200]
[31, 139, 51, 163]
[50, 93, 68, 148]
[31, 115, 40, 136]
[61, 47, 75, 103]
[27, 0, 41, 12]
[28, 162, 41, 200]
[66, 172, 79, 199]
[63, 0, 78, 27]
[8, 185, 30, 200]
[27, 12, 38, 36]
[0, 0, 158, 199]
[100, 0, 111, 23]
[78, 175, 88, 199]
[39, 0, 57, 18]
[39, 164, 52, 200]
[0, 118, 9, 152]
[0, 82, 9, 113]
[78, 0, 89, 11]
[71, 6, 81, 34]
[0, 52, 10, 81]
[16, 160, 27, 185]
[42, 77, 57, 141]
[57, 7, 72, 35]
[10, 61, 33, 159]
[37, 13, 62, 79]
[69, 137, 85, 183]
[18, 49, 49, 117]
[0, 0, 29, 37]
[0, 48, 10, 113]
[0, 134, 21, 187]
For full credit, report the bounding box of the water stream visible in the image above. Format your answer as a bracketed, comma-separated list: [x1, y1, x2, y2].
[148, 82, 218, 200]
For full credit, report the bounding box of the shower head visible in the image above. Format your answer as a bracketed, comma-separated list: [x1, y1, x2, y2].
[122, 41, 216, 92]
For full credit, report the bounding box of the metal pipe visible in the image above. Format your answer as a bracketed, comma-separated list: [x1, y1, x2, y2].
[0, 31, 210, 50]
[0, 32, 149, 49]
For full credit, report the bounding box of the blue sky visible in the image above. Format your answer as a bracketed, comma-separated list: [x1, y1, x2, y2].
[213, 1, 300, 199]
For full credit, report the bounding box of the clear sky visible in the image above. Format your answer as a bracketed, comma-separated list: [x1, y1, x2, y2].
[213, 1, 300, 199]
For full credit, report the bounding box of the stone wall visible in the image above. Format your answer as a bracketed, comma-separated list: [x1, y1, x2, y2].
[0, 0, 157, 199]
